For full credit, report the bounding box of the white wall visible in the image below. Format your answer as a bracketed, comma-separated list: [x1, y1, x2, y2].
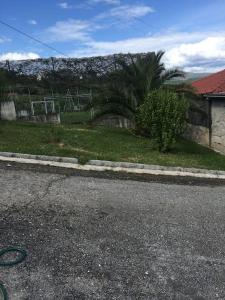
[211, 101, 225, 154]
[1, 101, 16, 121]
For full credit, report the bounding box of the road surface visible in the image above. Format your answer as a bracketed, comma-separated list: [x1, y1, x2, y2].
[0, 162, 225, 299]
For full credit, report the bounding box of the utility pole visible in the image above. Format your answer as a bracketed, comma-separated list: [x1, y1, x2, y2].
[5, 60, 10, 72]
[50, 57, 56, 97]
[50, 57, 55, 72]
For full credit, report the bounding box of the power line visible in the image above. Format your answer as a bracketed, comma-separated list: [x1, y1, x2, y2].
[0, 6, 156, 61]
[0, 19, 68, 58]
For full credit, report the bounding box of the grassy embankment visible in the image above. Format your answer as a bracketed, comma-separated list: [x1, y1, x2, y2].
[0, 120, 225, 170]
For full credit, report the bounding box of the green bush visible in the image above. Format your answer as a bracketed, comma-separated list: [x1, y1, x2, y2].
[138, 89, 188, 152]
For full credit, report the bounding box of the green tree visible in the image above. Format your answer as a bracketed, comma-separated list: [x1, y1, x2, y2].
[138, 89, 188, 152]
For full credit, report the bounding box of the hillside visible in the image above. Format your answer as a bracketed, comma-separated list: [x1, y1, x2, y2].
[170, 72, 211, 85]
[0, 53, 147, 77]
[0, 53, 211, 83]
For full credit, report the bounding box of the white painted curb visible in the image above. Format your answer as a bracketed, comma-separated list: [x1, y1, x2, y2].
[0, 152, 78, 164]
[0, 152, 225, 180]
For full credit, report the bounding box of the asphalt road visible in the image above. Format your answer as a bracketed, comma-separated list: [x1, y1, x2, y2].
[0, 163, 225, 299]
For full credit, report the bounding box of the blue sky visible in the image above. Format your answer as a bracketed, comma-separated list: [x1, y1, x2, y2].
[1, 0, 225, 72]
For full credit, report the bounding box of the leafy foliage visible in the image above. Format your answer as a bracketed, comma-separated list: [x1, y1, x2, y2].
[115, 51, 184, 107]
[93, 51, 185, 121]
[138, 89, 188, 152]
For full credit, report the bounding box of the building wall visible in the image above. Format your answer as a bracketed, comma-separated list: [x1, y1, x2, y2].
[211, 100, 225, 154]
[93, 114, 135, 129]
[0, 101, 17, 121]
[30, 113, 61, 124]
[185, 100, 225, 155]
[187, 97, 209, 127]
[184, 123, 210, 147]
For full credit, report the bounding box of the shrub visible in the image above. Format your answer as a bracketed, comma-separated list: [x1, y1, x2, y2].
[138, 89, 188, 152]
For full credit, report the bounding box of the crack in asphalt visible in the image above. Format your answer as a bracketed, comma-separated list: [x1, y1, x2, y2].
[0, 175, 69, 222]
[1, 164, 225, 299]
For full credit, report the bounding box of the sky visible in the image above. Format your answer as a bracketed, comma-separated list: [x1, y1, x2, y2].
[0, 0, 225, 72]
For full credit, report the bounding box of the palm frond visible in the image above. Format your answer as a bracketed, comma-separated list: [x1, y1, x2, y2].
[161, 69, 185, 83]
[94, 51, 185, 118]
[92, 102, 136, 121]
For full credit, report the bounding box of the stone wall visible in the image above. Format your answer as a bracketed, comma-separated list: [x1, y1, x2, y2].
[211, 101, 225, 154]
[30, 113, 61, 124]
[184, 123, 210, 147]
[185, 100, 225, 155]
[187, 98, 209, 127]
[17, 110, 30, 121]
[0, 101, 17, 121]
[93, 114, 135, 129]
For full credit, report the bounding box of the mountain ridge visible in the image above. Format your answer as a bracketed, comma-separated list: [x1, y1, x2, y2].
[0, 53, 211, 81]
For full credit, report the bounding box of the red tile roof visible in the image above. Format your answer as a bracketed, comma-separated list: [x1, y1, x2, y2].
[192, 69, 225, 95]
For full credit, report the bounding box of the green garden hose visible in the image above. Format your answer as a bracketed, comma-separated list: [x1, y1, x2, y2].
[0, 282, 7, 300]
[0, 247, 27, 300]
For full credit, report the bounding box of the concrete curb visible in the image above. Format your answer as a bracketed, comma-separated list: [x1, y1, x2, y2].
[1, 152, 225, 180]
[88, 160, 225, 176]
[0, 152, 78, 164]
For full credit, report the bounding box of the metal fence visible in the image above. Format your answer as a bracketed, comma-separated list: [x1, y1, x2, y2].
[0, 86, 94, 124]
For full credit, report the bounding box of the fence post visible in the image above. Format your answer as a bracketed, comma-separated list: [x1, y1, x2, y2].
[44, 101, 48, 114]
[52, 101, 55, 113]
[31, 102, 34, 116]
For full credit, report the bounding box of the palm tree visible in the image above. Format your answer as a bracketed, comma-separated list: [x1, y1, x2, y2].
[92, 51, 185, 120]
[116, 51, 184, 107]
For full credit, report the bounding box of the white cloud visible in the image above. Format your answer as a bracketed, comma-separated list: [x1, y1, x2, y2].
[166, 37, 225, 72]
[0, 52, 40, 61]
[9, 13, 224, 73]
[28, 19, 37, 25]
[44, 19, 94, 42]
[69, 31, 225, 72]
[58, 2, 71, 9]
[0, 36, 11, 43]
[98, 4, 154, 21]
[110, 5, 154, 19]
[72, 32, 203, 57]
[91, 0, 120, 5]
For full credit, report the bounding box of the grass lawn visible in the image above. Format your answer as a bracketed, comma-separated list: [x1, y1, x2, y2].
[1, 120, 225, 170]
[60, 111, 91, 124]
